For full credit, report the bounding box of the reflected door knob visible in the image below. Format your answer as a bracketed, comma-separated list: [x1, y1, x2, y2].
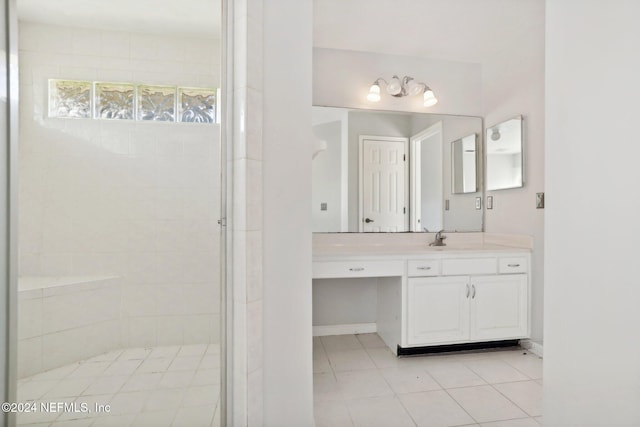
[364, 218, 374, 223]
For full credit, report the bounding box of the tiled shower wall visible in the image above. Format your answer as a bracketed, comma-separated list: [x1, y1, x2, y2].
[18, 22, 222, 347]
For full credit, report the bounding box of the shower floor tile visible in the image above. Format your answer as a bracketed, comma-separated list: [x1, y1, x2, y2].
[17, 344, 221, 427]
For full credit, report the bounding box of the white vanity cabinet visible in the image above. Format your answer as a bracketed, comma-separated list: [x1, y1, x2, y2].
[407, 276, 470, 345]
[313, 247, 531, 353]
[470, 274, 528, 341]
[406, 254, 529, 348]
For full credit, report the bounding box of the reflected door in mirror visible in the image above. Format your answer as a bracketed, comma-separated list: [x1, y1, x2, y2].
[360, 136, 408, 232]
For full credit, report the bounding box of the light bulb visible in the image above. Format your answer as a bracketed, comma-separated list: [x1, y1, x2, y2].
[386, 76, 402, 95]
[423, 89, 438, 107]
[367, 84, 381, 102]
[406, 80, 424, 96]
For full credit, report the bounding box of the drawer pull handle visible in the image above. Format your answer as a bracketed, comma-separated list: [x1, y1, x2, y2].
[417, 266, 432, 270]
[471, 284, 476, 299]
[466, 284, 470, 298]
[507, 263, 520, 267]
[349, 267, 365, 272]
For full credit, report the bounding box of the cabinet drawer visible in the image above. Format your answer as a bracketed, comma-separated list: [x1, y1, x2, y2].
[498, 257, 528, 274]
[313, 260, 404, 279]
[442, 258, 497, 275]
[408, 260, 440, 277]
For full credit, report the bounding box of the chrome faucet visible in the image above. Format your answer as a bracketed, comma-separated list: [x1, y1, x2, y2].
[429, 230, 447, 246]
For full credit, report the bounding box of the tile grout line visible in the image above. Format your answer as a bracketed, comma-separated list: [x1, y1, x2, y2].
[326, 340, 356, 427]
[374, 351, 419, 427]
[460, 352, 542, 419]
[459, 355, 541, 423]
[429, 370, 481, 426]
[488, 380, 541, 419]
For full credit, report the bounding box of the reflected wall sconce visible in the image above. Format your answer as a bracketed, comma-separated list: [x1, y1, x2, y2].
[367, 75, 438, 107]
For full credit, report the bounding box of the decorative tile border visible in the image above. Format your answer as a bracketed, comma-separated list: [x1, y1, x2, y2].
[95, 82, 135, 120]
[178, 87, 217, 124]
[48, 80, 92, 119]
[137, 85, 176, 122]
[48, 79, 218, 124]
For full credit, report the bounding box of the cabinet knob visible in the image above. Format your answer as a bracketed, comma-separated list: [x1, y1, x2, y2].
[471, 284, 476, 299]
[349, 267, 365, 272]
[466, 284, 470, 298]
[364, 218, 374, 223]
[507, 263, 520, 267]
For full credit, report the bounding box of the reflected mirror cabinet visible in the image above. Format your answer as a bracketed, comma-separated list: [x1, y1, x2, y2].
[486, 116, 524, 191]
[312, 107, 525, 234]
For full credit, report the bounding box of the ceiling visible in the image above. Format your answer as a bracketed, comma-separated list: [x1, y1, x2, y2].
[17, 0, 543, 60]
[17, 0, 221, 38]
[313, 0, 544, 64]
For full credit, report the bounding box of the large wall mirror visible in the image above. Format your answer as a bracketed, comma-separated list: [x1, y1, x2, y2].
[312, 106, 483, 233]
[486, 116, 524, 191]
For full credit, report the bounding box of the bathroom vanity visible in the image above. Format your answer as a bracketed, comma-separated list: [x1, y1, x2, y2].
[312, 233, 531, 355]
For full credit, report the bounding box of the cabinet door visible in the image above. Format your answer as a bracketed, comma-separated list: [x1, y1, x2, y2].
[470, 274, 528, 341]
[407, 276, 470, 346]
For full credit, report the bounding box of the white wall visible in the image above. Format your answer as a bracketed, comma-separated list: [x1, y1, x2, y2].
[312, 121, 344, 232]
[313, 279, 377, 326]
[262, 0, 314, 425]
[18, 22, 221, 347]
[545, 2, 640, 425]
[314, 48, 482, 116]
[481, 12, 545, 343]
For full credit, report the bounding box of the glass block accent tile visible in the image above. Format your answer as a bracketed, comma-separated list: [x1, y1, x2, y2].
[48, 80, 92, 118]
[95, 82, 135, 120]
[137, 85, 176, 122]
[178, 88, 216, 123]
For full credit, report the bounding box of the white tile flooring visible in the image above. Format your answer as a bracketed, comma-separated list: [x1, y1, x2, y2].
[314, 334, 543, 427]
[17, 344, 221, 427]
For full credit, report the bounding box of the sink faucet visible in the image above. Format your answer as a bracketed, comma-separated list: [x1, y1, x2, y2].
[429, 230, 447, 246]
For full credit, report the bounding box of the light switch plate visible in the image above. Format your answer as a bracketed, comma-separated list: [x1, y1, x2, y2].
[487, 196, 493, 210]
[475, 197, 482, 210]
[536, 192, 545, 209]
[320, 202, 327, 211]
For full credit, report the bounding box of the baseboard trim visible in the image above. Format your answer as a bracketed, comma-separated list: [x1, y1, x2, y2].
[313, 323, 377, 337]
[520, 339, 544, 357]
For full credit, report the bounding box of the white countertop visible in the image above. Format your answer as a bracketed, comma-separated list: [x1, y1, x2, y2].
[313, 232, 532, 259]
[313, 242, 530, 257]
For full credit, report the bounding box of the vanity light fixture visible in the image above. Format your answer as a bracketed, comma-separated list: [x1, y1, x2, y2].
[367, 75, 438, 107]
